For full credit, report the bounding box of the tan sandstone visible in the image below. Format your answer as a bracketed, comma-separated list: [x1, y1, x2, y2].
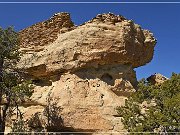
[147, 73, 168, 85]
[13, 12, 156, 133]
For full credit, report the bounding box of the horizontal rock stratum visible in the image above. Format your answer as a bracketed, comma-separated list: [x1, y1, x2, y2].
[15, 12, 156, 133]
[18, 12, 156, 78]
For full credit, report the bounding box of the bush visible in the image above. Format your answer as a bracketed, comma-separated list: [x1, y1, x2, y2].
[117, 73, 180, 134]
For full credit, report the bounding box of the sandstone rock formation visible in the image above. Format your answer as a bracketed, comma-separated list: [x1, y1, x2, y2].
[147, 73, 168, 85]
[15, 12, 156, 133]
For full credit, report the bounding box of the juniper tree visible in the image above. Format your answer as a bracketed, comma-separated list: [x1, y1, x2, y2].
[117, 73, 180, 134]
[0, 27, 33, 134]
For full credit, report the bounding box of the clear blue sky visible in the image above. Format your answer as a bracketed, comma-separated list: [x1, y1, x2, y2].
[0, 1, 179, 80]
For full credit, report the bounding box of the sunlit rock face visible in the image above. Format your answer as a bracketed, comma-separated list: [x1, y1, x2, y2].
[147, 73, 168, 85]
[15, 12, 156, 133]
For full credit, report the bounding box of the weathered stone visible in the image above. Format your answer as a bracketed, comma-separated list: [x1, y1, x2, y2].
[18, 13, 156, 78]
[147, 73, 168, 85]
[19, 12, 74, 51]
[13, 12, 156, 133]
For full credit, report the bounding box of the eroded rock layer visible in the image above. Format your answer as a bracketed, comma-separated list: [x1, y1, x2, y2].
[16, 12, 156, 133]
[18, 13, 156, 78]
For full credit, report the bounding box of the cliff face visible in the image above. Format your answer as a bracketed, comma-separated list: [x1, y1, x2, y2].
[16, 12, 156, 133]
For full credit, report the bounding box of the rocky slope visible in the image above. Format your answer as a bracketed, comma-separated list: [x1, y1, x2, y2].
[15, 12, 156, 133]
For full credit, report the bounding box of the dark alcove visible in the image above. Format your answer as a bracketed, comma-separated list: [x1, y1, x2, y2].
[100, 73, 114, 86]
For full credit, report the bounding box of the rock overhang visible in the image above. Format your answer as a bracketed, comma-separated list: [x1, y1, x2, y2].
[18, 12, 157, 78]
[12, 12, 158, 132]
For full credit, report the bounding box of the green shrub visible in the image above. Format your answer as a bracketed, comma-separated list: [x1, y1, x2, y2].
[117, 73, 180, 134]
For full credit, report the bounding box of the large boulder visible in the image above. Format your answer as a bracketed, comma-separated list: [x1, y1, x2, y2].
[15, 12, 156, 133]
[18, 12, 156, 78]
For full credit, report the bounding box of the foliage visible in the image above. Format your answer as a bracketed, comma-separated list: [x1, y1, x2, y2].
[0, 26, 33, 133]
[43, 97, 63, 132]
[26, 97, 63, 134]
[117, 73, 180, 134]
[28, 112, 45, 134]
[0, 26, 20, 63]
[9, 118, 29, 135]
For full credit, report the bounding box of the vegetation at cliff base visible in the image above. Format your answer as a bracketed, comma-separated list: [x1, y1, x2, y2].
[117, 73, 180, 134]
